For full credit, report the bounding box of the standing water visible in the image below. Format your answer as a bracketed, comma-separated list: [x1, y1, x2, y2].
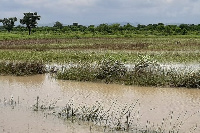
[0, 74, 200, 133]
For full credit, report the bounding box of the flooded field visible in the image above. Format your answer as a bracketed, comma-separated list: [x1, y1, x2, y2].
[1, 74, 200, 133]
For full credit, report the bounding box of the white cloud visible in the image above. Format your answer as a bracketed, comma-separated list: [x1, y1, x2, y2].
[165, 0, 174, 3]
[46, 0, 97, 12]
[1, 0, 200, 25]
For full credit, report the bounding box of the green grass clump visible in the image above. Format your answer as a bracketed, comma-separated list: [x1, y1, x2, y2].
[0, 61, 46, 76]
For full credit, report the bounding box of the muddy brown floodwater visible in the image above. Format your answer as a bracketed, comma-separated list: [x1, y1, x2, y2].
[0, 74, 200, 133]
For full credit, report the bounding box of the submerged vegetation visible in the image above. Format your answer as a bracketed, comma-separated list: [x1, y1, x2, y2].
[0, 61, 46, 76]
[56, 57, 200, 88]
[2, 93, 199, 133]
[0, 55, 198, 88]
[30, 96, 199, 133]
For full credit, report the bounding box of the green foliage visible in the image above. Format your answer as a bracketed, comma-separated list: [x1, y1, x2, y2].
[0, 23, 199, 88]
[134, 55, 159, 71]
[0, 17, 17, 32]
[20, 12, 40, 35]
[0, 13, 200, 35]
[53, 21, 63, 29]
[182, 28, 188, 35]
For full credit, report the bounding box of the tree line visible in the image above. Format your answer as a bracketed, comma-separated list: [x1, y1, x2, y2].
[0, 12, 40, 35]
[1, 12, 200, 36]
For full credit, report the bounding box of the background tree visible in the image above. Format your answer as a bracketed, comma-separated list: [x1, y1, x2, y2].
[53, 21, 63, 29]
[20, 12, 40, 35]
[0, 17, 17, 32]
[96, 24, 111, 34]
[165, 25, 173, 35]
[88, 25, 95, 35]
[123, 23, 135, 31]
[182, 28, 188, 35]
[110, 23, 121, 34]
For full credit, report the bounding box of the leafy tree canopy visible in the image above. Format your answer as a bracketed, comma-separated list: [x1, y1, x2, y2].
[20, 12, 40, 35]
[53, 21, 63, 29]
[0, 17, 17, 32]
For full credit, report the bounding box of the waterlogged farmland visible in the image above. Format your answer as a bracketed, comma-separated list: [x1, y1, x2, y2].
[0, 37, 200, 63]
[1, 74, 200, 132]
[0, 35, 200, 132]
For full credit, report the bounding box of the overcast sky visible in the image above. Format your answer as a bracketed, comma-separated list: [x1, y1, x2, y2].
[1, 0, 200, 25]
